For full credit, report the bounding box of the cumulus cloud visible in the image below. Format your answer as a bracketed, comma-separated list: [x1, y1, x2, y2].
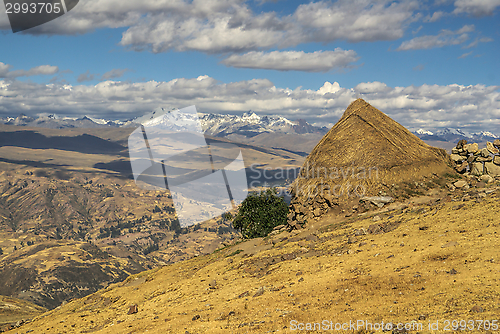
[0, 63, 10, 77]
[396, 24, 474, 50]
[0, 76, 498, 133]
[453, 0, 500, 16]
[220, 49, 359, 72]
[288, 0, 420, 44]
[0, 0, 420, 55]
[0, 62, 58, 78]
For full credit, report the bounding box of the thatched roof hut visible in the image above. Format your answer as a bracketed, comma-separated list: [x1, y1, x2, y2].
[288, 98, 452, 226]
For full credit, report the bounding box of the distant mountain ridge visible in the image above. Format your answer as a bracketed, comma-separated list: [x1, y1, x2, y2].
[0, 108, 329, 138]
[1, 110, 497, 141]
[0, 114, 130, 129]
[413, 127, 499, 142]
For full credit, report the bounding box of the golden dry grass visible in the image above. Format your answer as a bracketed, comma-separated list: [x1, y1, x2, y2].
[14, 189, 500, 334]
[0, 295, 46, 328]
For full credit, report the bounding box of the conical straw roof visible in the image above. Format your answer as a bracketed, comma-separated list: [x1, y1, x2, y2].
[290, 98, 451, 204]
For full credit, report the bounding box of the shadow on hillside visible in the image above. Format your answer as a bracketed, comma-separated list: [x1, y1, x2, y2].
[0, 157, 71, 169]
[93, 159, 134, 179]
[0, 131, 126, 155]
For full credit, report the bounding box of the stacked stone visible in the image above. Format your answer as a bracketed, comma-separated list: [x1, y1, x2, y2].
[450, 139, 500, 176]
[286, 186, 338, 230]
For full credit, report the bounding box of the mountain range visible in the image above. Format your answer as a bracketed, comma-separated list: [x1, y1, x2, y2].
[412, 127, 498, 142]
[0, 109, 328, 138]
[2, 110, 497, 143]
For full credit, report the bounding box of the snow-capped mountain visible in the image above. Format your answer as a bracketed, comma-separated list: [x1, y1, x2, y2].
[136, 108, 327, 137]
[199, 112, 322, 137]
[413, 127, 498, 142]
[0, 113, 131, 129]
[0, 108, 327, 137]
[415, 129, 434, 136]
[139, 107, 203, 133]
[83, 116, 126, 127]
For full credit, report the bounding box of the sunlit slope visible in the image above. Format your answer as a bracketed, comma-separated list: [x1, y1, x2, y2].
[0, 295, 46, 329]
[16, 189, 500, 333]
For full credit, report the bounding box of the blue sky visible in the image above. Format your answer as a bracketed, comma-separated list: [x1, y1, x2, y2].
[0, 0, 499, 132]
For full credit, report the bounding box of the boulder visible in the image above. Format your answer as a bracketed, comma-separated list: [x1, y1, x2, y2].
[453, 180, 468, 188]
[360, 196, 394, 208]
[367, 224, 383, 234]
[476, 156, 493, 162]
[480, 174, 494, 183]
[494, 139, 500, 148]
[485, 162, 500, 176]
[354, 228, 367, 236]
[451, 147, 461, 154]
[494, 156, 500, 166]
[470, 162, 483, 176]
[313, 207, 322, 217]
[128, 304, 138, 314]
[476, 181, 486, 188]
[459, 150, 468, 156]
[457, 139, 467, 149]
[487, 142, 499, 154]
[465, 143, 479, 154]
[479, 148, 490, 158]
[467, 155, 476, 163]
[450, 154, 466, 163]
[455, 161, 468, 173]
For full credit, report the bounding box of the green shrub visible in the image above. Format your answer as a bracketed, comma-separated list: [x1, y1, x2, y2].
[232, 188, 288, 239]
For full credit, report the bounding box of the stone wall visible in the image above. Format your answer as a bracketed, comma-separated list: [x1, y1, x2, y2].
[450, 139, 500, 176]
[286, 185, 338, 230]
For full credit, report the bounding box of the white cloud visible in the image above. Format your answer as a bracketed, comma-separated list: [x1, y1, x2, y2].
[0, 62, 11, 77]
[0, 62, 58, 78]
[456, 24, 475, 34]
[289, 0, 420, 43]
[0, 0, 420, 55]
[354, 82, 391, 94]
[453, 0, 500, 16]
[412, 25, 423, 35]
[463, 36, 494, 48]
[220, 49, 359, 72]
[0, 76, 499, 133]
[458, 51, 473, 58]
[423, 11, 445, 22]
[396, 24, 473, 50]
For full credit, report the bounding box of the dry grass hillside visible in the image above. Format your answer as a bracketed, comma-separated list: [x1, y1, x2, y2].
[0, 123, 305, 315]
[0, 296, 46, 329]
[10, 178, 500, 333]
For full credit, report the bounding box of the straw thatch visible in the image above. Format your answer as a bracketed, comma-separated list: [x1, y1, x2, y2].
[288, 98, 452, 226]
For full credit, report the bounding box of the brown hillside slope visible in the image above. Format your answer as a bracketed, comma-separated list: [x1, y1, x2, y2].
[11, 185, 500, 333]
[289, 99, 452, 224]
[0, 295, 46, 329]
